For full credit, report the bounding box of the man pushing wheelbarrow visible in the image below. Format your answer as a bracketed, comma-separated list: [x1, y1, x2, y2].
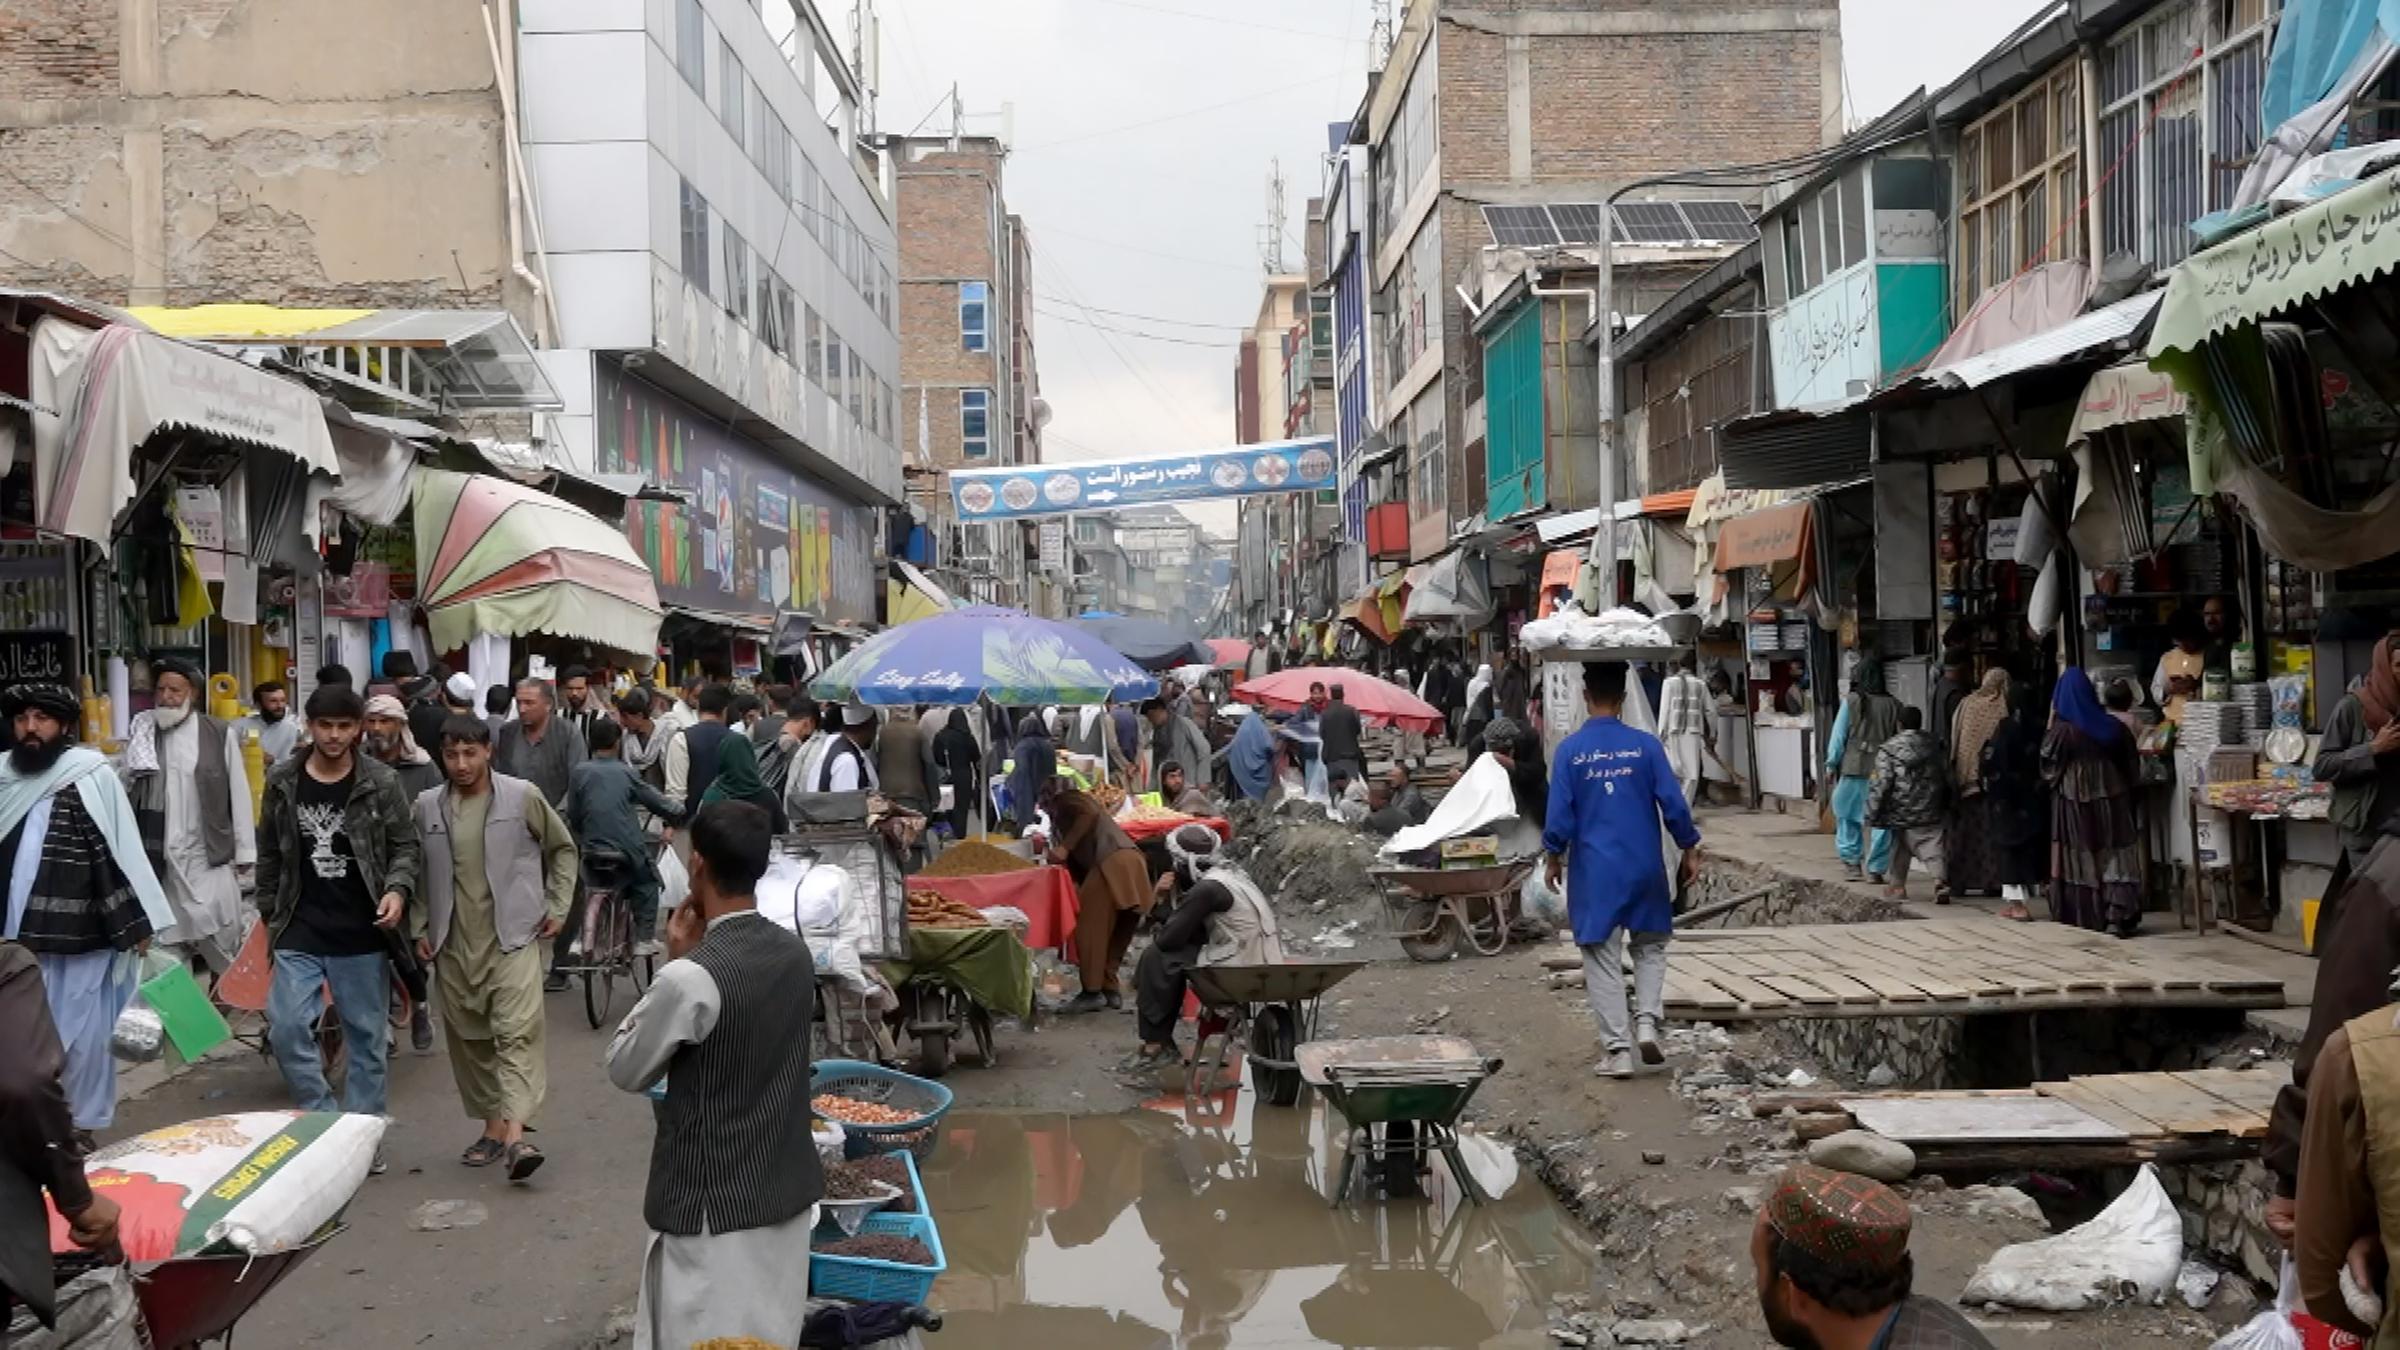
[1119, 824, 1285, 1081]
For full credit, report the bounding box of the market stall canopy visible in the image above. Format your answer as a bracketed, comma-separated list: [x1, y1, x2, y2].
[886, 559, 952, 627]
[1069, 612, 1213, 671]
[1205, 637, 1251, 670]
[1233, 667, 1445, 734]
[809, 604, 1156, 707]
[1400, 549, 1496, 627]
[27, 320, 339, 555]
[128, 304, 560, 412]
[2148, 163, 2400, 357]
[411, 468, 662, 655]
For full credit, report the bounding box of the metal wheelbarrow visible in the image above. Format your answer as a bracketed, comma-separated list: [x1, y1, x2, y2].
[1183, 960, 1364, 1107]
[134, 1222, 346, 1348]
[1298, 1036, 1504, 1208]
[1370, 859, 1535, 962]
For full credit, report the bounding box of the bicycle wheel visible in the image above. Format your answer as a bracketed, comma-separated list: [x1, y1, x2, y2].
[584, 964, 616, 1030]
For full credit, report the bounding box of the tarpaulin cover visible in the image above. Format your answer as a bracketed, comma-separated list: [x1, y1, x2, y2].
[911, 868, 1078, 953]
[1537, 548, 1582, 618]
[879, 924, 1037, 1020]
[810, 605, 1156, 707]
[2262, 0, 2400, 128]
[1069, 612, 1213, 671]
[411, 468, 663, 655]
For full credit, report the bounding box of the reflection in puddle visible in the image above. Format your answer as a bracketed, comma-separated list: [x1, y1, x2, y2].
[920, 1082, 1597, 1348]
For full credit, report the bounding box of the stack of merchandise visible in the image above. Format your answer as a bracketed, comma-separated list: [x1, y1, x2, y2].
[2233, 683, 2274, 745]
[2177, 702, 2244, 785]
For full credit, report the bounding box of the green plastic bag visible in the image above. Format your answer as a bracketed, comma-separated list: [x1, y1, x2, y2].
[138, 957, 230, 1062]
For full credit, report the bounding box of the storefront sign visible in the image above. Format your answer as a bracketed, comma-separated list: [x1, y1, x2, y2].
[949, 436, 1337, 522]
[1713, 502, 1813, 572]
[595, 360, 877, 626]
[2150, 164, 2400, 356]
[1984, 517, 2021, 561]
[0, 631, 70, 686]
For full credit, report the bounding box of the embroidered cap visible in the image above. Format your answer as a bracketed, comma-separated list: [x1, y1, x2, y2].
[0, 682, 80, 724]
[1764, 1164, 1914, 1275]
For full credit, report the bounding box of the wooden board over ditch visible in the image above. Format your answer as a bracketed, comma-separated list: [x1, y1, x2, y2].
[1657, 917, 2286, 1021]
[1757, 1065, 2293, 1170]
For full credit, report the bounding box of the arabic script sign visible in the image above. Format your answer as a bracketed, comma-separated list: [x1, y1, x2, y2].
[2150, 164, 2400, 356]
[949, 436, 1337, 521]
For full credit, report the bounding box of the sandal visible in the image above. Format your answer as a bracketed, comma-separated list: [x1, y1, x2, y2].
[461, 1137, 505, 1167]
[505, 1141, 545, 1182]
[1997, 904, 2033, 922]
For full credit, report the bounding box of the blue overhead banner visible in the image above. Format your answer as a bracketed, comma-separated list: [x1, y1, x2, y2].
[949, 436, 1337, 521]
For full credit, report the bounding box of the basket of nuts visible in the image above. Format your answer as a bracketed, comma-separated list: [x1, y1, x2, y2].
[812, 1060, 955, 1161]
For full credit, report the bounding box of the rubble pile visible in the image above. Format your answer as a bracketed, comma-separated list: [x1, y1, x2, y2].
[1223, 797, 1386, 923]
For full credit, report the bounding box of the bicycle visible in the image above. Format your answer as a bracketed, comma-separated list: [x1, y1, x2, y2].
[557, 846, 656, 1029]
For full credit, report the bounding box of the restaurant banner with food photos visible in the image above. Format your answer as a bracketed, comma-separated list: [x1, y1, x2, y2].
[948, 435, 1337, 521]
[595, 359, 876, 626]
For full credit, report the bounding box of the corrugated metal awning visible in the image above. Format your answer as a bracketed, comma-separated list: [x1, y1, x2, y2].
[1718, 405, 1872, 490]
[1914, 291, 2159, 392]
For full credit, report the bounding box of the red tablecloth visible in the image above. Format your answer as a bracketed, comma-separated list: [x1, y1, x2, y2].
[1118, 814, 1232, 844]
[915, 867, 1081, 954]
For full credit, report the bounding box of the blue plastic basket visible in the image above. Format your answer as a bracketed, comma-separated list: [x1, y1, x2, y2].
[809, 1209, 946, 1304]
[812, 1060, 953, 1160]
[815, 1148, 926, 1228]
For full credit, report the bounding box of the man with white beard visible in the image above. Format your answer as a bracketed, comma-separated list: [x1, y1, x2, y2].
[120, 659, 254, 972]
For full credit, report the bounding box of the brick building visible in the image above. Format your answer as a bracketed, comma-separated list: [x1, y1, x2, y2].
[1231, 275, 1308, 631]
[1356, 0, 1843, 560]
[891, 134, 1051, 610]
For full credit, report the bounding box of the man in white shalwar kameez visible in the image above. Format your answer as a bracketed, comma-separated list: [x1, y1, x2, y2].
[120, 660, 254, 972]
[607, 800, 820, 1350]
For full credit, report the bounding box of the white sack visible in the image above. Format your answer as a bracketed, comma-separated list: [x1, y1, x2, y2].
[1962, 1164, 2183, 1311]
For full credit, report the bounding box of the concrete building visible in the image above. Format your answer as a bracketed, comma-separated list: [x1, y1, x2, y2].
[890, 133, 1050, 610]
[0, 0, 905, 639]
[1356, 0, 1844, 561]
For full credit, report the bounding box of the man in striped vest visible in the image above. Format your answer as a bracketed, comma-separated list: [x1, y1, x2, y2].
[606, 800, 819, 1350]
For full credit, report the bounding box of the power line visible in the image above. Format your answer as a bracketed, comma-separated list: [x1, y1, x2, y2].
[1071, 0, 1360, 42]
[1013, 71, 1347, 152]
[1032, 305, 1237, 347]
[1024, 222, 1262, 275]
[1033, 238, 1216, 427]
[1032, 293, 1251, 329]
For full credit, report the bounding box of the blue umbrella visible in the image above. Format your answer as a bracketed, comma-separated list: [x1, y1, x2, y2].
[1070, 611, 1214, 672]
[808, 605, 1159, 707]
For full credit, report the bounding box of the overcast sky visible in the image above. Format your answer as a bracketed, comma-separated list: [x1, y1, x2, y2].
[859, 0, 2056, 532]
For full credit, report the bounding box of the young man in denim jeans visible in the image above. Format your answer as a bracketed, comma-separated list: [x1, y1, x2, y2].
[254, 684, 424, 1156]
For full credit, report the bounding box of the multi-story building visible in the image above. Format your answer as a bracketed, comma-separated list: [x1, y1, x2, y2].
[0, 0, 905, 641]
[1322, 118, 1382, 596]
[1353, 0, 1844, 560]
[890, 133, 1048, 609]
[1233, 276, 1311, 630]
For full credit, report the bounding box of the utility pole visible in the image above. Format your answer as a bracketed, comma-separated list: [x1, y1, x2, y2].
[1258, 159, 1287, 275]
[947, 83, 963, 151]
[1368, 0, 1394, 72]
[851, 0, 880, 132]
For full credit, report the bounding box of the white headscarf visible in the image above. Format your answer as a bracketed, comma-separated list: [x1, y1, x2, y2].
[364, 694, 432, 765]
[1466, 664, 1494, 709]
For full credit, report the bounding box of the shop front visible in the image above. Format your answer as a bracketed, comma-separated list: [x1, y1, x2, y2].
[594, 356, 881, 683]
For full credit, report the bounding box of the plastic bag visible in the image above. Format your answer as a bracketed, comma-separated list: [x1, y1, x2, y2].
[1456, 1130, 1520, 1199]
[1521, 863, 1567, 927]
[1962, 1163, 2184, 1310]
[656, 844, 689, 917]
[2209, 1257, 2304, 1350]
[110, 1003, 165, 1064]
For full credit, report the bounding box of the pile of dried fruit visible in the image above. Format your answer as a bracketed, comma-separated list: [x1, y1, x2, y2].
[907, 888, 991, 929]
[813, 1233, 933, 1266]
[813, 1093, 921, 1127]
[920, 840, 1036, 877]
[827, 1155, 918, 1213]
[1118, 801, 1193, 824]
[1090, 783, 1128, 812]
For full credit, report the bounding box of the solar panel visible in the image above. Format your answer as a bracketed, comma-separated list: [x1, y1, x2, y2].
[1612, 201, 1693, 244]
[1546, 202, 1608, 244]
[1481, 205, 1559, 247]
[1678, 200, 1761, 242]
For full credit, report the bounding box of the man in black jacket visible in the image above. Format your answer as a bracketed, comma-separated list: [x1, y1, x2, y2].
[1, 942, 126, 1332]
[1319, 684, 1364, 785]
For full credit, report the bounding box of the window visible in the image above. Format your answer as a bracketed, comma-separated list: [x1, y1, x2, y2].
[847, 350, 863, 423]
[753, 99, 790, 203]
[868, 375, 884, 438]
[804, 306, 823, 382]
[961, 389, 991, 458]
[718, 42, 745, 147]
[1957, 62, 2083, 311]
[757, 268, 786, 353]
[878, 262, 893, 329]
[723, 226, 751, 326]
[678, 178, 711, 298]
[2097, 0, 2277, 267]
[885, 381, 897, 440]
[824, 328, 846, 409]
[800, 159, 821, 240]
[675, 0, 705, 93]
[959, 281, 990, 351]
[774, 282, 796, 363]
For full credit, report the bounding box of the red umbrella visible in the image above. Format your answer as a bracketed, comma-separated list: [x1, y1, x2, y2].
[1233, 666, 1446, 734]
[1206, 637, 1251, 670]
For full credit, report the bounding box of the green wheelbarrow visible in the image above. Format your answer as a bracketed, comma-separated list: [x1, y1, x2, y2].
[1297, 1035, 1505, 1208]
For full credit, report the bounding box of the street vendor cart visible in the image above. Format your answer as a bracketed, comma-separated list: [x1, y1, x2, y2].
[1183, 959, 1363, 1105]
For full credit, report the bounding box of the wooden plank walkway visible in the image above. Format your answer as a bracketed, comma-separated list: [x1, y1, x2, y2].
[1660, 917, 2286, 1021]
[1772, 1065, 2294, 1170]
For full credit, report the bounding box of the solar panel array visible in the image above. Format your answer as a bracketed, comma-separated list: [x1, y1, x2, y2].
[1476, 200, 1760, 249]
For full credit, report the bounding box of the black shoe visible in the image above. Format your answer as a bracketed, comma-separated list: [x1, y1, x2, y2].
[542, 972, 570, 994]
[1061, 992, 1108, 1015]
[409, 1004, 434, 1052]
[1103, 991, 1123, 1011]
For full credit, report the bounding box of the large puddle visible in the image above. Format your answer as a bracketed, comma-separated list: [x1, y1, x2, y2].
[918, 1084, 1597, 1348]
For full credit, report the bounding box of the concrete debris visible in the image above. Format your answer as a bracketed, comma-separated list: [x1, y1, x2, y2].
[1958, 1184, 2047, 1226]
[1609, 1317, 1694, 1345]
[1864, 1063, 1899, 1088]
[1641, 1150, 1666, 1165]
[1806, 1130, 1915, 1183]
[1722, 1186, 1763, 1214]
[1782, 1068, 1816, 1088]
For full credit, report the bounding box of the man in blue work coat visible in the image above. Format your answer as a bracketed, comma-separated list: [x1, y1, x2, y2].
[1542, 660, 1702, 1079]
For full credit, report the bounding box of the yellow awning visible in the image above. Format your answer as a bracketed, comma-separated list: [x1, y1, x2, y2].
[128, 304, 376, 340]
